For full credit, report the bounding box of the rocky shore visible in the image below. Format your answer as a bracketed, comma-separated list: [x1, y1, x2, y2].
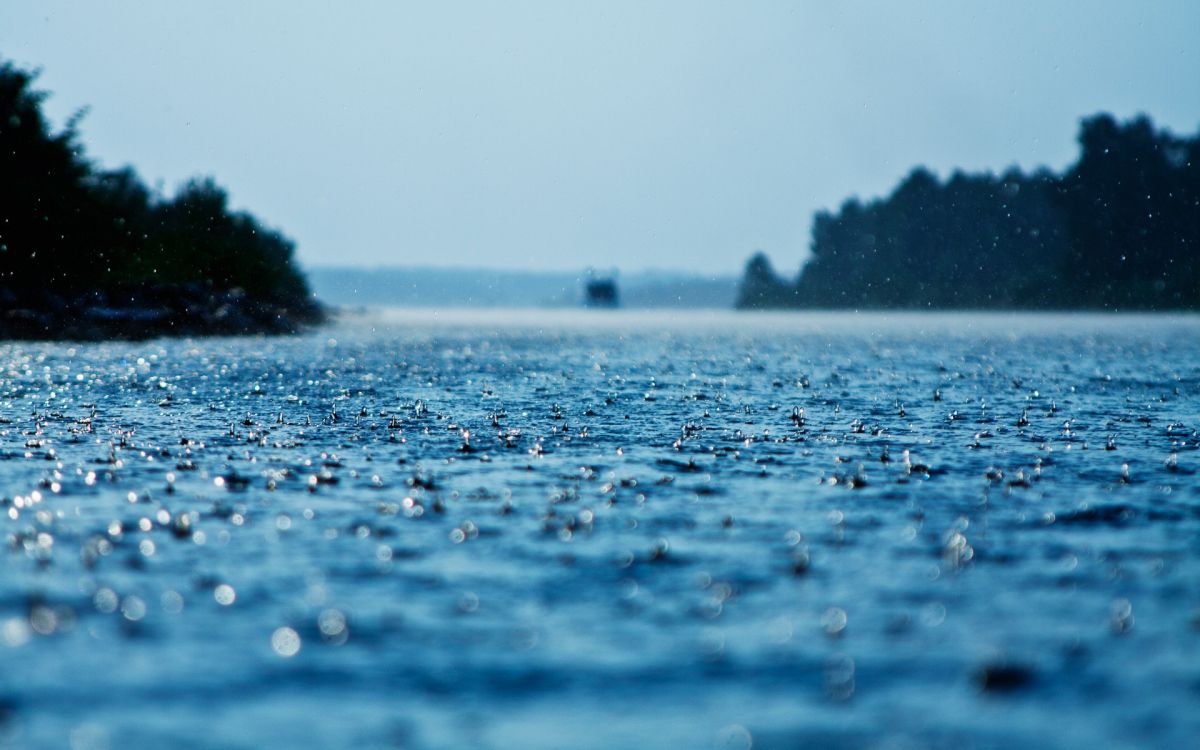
[0, 283, 327, 341]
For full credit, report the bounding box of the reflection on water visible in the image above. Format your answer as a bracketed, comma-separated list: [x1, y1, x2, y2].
[1, 310, 1198, 749]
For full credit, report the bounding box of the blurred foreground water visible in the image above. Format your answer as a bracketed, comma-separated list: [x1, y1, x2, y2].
[1, 309, 1198, 749]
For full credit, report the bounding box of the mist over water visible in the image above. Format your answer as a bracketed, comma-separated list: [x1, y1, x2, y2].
[1, 310, 1198, 749]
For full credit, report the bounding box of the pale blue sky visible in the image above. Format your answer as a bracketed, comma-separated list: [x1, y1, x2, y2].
[1, 1, 1196, 274]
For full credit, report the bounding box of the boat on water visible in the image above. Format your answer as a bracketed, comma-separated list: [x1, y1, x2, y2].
[583, 272, 619, 308]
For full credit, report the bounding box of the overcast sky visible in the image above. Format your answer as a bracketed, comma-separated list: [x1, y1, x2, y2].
[2, 1, 1197, 275]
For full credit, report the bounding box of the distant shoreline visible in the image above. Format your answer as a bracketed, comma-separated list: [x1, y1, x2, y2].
[306, 266, 739, 310]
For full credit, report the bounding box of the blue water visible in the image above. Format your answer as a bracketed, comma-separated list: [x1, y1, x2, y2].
[1, 310, 1198, 749]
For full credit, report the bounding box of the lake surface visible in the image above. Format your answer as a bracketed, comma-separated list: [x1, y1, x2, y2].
[1, 309, 1198, 749]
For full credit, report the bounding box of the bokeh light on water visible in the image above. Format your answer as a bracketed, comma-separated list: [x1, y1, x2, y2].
[0, 310, 1198, 748]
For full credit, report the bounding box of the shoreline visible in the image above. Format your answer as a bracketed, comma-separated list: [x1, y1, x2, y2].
[0, 283, 326, 342]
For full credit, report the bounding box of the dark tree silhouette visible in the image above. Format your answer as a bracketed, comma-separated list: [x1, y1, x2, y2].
[0, 62, 96, 297]
[0, 59, 323, 338]
[739, 113, 1199, 311]
[735, 252, 797, 308]
[1055, 114, 1199, 308]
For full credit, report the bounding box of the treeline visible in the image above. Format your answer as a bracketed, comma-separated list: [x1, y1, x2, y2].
[0, 59, 323, 338]
[737, 113, 1200, 310]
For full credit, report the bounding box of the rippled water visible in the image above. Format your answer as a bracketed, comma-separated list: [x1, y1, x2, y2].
[1, 310, 1198, 749]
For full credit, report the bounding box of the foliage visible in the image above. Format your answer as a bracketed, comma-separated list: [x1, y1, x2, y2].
[735, 252, 797, 308]
[0, 59, 318, 317]
[739, 114, 1200, 310]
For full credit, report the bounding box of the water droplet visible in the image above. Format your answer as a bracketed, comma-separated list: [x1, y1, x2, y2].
[271, 626, 301, 657]
[821, 607, 848, 637]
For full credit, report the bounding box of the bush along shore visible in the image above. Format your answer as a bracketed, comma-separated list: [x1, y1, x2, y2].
[0, 59, 325, 340]
[1, 282, 324, 341]
[738, 113, 1200, 311]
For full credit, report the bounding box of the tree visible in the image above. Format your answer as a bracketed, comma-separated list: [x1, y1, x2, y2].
[738, 112, 1198, 311]
[0, 57, 323, 334]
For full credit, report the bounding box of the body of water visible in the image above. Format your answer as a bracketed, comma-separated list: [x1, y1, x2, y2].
[1, 310, 1198, 749]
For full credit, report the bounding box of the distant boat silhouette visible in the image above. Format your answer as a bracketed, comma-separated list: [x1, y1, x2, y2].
[584, 271, 619, 308]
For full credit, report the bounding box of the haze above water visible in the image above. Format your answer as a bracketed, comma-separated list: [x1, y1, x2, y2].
[1, 310, 1198, 749]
